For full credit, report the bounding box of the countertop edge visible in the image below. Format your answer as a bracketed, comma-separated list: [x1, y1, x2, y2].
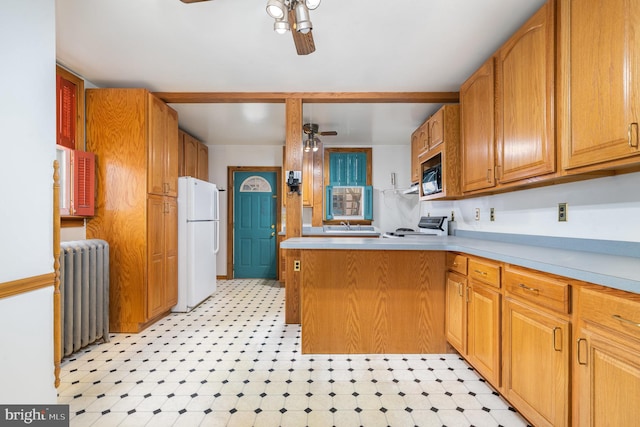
[280, 236, 640, 294]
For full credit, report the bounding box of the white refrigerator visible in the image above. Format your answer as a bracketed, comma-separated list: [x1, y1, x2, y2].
[173, 177, 219, 312]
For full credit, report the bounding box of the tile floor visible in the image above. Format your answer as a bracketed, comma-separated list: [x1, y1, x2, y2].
[58, 279, 531, 427]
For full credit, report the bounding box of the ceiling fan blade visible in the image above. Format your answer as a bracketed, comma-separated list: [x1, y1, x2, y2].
[180, 0, 212, 3]
[290, 10, 316, 55]
[318, 131, 338, 136]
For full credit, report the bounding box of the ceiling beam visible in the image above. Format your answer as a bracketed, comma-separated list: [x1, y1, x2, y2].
[153, 92, 459, 104]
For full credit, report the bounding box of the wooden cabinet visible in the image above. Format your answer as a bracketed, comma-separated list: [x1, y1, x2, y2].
[197, 142, 209, 181]
[410, 130, 421, 184]
[559, 0, 640, 172]
[149, 95, 178, 197]
[421, 105, 461, 200]
[461, 58, 496, 193]
[445, 254, 501, 388]
[178, 130, 209, 181]
[495, 0, 556, 184]
[574, 285, 640, 427]
[147, 195, 178, 319]
[503, 266, 571, 427]
[86, 88, 179, 333]
[462, 1, 555, 193]
[467, 280, 501, 387]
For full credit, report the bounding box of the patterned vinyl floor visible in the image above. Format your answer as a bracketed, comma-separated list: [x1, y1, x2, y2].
[58, 279, 530, 427]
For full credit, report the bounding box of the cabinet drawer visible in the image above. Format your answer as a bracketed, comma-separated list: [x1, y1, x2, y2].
[446, 253, 468, 275]
[580, 286, 640, 342]
[504, 266, 571, 314]
[468, 258, 501, 288]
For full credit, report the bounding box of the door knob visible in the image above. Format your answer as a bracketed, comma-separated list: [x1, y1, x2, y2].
[271, 232, 275, 237]
[271, 224, 275, 229]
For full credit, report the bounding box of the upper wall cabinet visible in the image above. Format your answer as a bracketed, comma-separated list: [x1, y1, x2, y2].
[417, 104, 461, 200]
[495, 0, 555, 184]
[178, 130, 209, 181]
[462, 1, 555, 194]
[461, 58, 496, 193]
[558, 0, 640, 172]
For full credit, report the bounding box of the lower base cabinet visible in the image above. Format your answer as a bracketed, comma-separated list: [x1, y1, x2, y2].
[574, 285, 640, 427]
[503, 298, 570, 427]
[466, 282, 501, 387]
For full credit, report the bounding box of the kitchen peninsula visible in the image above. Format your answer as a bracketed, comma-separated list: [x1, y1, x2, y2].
[281, 234, 640, 354]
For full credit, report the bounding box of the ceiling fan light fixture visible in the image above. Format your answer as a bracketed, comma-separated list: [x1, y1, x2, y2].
[266, 0, 286, 19]
[304, 0, 321, 10]
[273, 15, 290, 34]
[312, 136, 320, 152]
[304, 137, 312, 152]
[294, 1, 312, 33]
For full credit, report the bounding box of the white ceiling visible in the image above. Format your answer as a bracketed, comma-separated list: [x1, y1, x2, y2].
[55, 0, 547, 146]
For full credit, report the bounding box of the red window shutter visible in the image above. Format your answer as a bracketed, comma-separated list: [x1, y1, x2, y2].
[57, 75, 76, 149]
[73, 150, 95, 216]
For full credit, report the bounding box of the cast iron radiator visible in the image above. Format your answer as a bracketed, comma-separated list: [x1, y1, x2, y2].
[59, 239, 110, 357]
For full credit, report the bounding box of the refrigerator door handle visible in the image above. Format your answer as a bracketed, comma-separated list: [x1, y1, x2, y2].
[214, 220, 220, 254]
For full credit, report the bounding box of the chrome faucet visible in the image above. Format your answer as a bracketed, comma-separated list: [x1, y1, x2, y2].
[340, 220, 351, 230]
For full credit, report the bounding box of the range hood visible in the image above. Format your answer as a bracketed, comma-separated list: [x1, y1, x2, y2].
[403, 184, 419, 194]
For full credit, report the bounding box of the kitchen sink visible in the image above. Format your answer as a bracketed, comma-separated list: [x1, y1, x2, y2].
[323, 225, 377, 233]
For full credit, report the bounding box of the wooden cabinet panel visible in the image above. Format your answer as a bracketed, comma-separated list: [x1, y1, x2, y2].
[461, 58, 496, 192]
[445, 271, 467, 354]
[504, 297, 570, 427]
[446, 252, 467, 276]
[181, 131, 198, 177]
[196, 142, 209, 181]
[560, 0, 640, 171]
[574, 285, 640, 426]
[302, 151, 314, 207]
[467, 282, 501, 387]
[428, 107, 444, 150]
[468, 257, 501, 288]
[148, 94, 178, 197]
[504, 265, 571, 314]
[86, 88, 178, 333]
[496, 1, 556, 184]
[410, 130, 421, 184]
[574, 328, 640, 427]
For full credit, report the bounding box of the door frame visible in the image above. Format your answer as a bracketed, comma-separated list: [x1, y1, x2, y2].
[226, 166, 282, 279]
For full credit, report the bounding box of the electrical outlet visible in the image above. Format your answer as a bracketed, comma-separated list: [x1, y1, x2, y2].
[474, 208, 480, 221]
[294, 260, 301, 271]
[490, 207, 495, 221]
[558, 203, 568, 222]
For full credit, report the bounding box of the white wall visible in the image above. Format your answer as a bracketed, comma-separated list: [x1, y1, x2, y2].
[0, 0, 57, 403]
[208, 143, 416, 275]
[420, 171, 640, 242]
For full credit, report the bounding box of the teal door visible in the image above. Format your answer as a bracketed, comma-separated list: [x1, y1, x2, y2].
[233, 171, 277, 278]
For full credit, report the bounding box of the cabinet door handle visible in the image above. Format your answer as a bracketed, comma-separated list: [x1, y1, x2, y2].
[612, 314, 640, 328]
[466, 286, 471, 303]
[474, 269, 487, 276]
[486, 169, 492, 183]
[519, 283, 540, 294]
[552, 327, 562, 351]
[457, 282, 463, 297]
[628, 123, 639, 148]
[577, 338, 588, 365]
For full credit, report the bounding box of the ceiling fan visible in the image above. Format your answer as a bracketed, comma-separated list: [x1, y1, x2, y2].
[180, 0, 318, 55]
[303, 123, 337, 152]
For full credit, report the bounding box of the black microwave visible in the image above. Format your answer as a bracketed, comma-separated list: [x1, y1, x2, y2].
[422, 163, 442, 196]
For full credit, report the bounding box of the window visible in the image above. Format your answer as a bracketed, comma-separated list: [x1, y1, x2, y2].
[324, 148, 373, 222]
[56, 65, 94, 219]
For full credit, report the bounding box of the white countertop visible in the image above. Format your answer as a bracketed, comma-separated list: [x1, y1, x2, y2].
[280, 235, 640, 294]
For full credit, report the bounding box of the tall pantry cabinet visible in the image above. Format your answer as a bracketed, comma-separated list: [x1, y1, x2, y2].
[86, 88, 179, 333]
